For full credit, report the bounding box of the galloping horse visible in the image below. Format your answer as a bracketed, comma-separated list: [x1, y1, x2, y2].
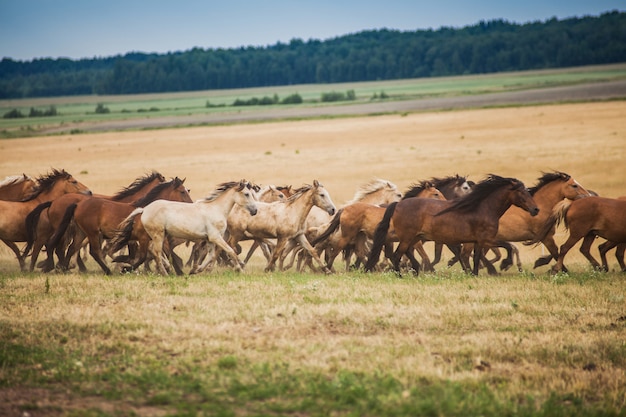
[460, 171, 591, 271]
[25, 171, 167, 272]
[111, 180, 257, 275]
[0, 169, 91, 270]
[0, 174, 37, 201]
[365, 175, 539, 276]
[52, 178, 191, 274]
[310, 181, 444, 272]
[227, 180, 336, 273]
[283, 178, 401, 271]
[551, 196, 626, 273]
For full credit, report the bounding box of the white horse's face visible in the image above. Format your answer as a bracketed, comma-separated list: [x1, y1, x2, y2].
[236, 184, 258, 215]
[457, 180, 473, 196]
[312, 181, 336, 215]
[384, 187, 403, 203]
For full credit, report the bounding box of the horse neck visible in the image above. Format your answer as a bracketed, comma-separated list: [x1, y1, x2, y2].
[119, 179, 163, 202]
[532, 181, 571, 211]
[356, 189, 389, 205]
[204, 189, 239, 217]
[478, 187, 519, 218]
[286, 189, 316, 223]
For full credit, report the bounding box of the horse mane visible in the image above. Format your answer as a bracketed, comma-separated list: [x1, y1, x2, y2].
[429, 174, 466, 189]
[287, 184, 314, 202]
[0, 174, 31, 189]
[402, 180, 434, 200]
[133, 177, 184, 207]
[111, 171, 165, 201]
[436, 174, 521, 215]
[203, 180, 248, 202]
[346, 178, 398, 204]
[528, 171, 570, 196]
[22, 169, 71, 201]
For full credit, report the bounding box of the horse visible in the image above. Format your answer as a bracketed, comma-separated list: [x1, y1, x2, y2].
[598, 196, 626, 272]
[0, 174, 37, 202]
[365, 175, 539, 276]
[226, 180, 336, 273]
[310, 181, 444, 272]
[459, 171, 592, 271]
[0, 169, 91, 270]
[51, 178, 191, 274]
[110, 180, 257, 275]
[551, 196, 626, 273]
[25, 171, 167, 272]
[281, 178, 402, 271]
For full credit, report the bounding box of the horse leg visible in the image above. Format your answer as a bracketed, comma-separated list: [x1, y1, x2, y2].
[413, 241, 433, 272]
[2, 240, 27, 271]
[551, 231, 584, 274]
[211, 237, 244, 272]
[617, 244, 626, 272]
[579, 234, 602, 270]
[87, 234, 111, 275]
[598, 240, 617, 272]
[431, 242, 443, 267]
[294, 234, 330, 274]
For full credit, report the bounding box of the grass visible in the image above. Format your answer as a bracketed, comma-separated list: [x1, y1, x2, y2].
[2, 63, 626, 138]
[1, 262, 625, 416]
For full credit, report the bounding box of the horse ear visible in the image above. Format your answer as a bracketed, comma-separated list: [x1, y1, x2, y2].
[313, 179, 319, 187]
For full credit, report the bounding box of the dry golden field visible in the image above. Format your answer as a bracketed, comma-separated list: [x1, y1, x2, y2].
[1, 100, 625, 271]
[1, 100, 626, 415]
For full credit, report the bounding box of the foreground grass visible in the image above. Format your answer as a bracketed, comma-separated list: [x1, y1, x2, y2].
[1, 267, 625, 416]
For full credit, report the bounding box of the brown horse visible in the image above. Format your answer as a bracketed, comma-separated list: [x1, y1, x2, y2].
[365, 175, 539, 276]
[551, 196, 626, 273]
[52, 177, 191, 274]
[310, 181, 445, 272]
[0, 169, 91, 270]
[0, 174, 37, 201]
[598, 196, 626, 272]
[25, 171, 167, 272]
[459, 171, 592, 271]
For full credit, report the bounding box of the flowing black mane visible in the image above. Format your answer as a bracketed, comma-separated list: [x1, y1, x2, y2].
[402, 180, 435, 200]
[436, 174, 522, 215]
[112, 171, 165, 201]
[428, 174, 470, 200]
[133, 177, 185, 207]
[22, 169, 71, 201]
[528, 171, 570, 196]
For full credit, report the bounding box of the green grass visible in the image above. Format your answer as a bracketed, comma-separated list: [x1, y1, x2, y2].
[1, 267, 625, 416]
[2, 63, 626, 138]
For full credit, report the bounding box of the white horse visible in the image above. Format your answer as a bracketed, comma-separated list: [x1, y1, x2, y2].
[116, 180, 257, 275]
[227, 180, 336, 273]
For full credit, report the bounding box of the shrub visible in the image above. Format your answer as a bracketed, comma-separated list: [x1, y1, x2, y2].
[281, 93, 303, 104]
[3, 109, 24, 119]
[95, 103, 110, 114]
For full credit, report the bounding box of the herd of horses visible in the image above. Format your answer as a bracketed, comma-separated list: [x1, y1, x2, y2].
[0, 169, 624, 276]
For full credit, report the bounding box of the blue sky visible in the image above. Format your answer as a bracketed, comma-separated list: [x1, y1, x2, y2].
[1, 0, 623, 61]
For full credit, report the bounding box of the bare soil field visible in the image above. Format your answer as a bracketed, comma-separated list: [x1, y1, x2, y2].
[1, 99, 624, 270]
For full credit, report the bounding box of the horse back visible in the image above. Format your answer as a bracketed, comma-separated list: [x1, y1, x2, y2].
[568, 196, 626, 241]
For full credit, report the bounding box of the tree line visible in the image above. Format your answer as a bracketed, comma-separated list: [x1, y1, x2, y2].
[1, 11, 624, 99]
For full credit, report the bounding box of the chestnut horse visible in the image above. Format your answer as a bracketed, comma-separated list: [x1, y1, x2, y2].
[53, 177, 192, 274]
[25, 171, 167, 272]
[365, 175, 539, 276]
[0, 174, 37, 202]
[310, 181, 445, 272]
[459, 171, 592, 271]
[551, 196, 626, 273]
[598, 196, 626, 272]
[0, 169, 91, 270]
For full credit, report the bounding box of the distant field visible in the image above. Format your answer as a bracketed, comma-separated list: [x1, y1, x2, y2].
[1, 63, 626, 137]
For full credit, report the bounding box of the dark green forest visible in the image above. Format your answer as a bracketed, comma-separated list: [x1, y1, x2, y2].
[1, 11, 625, 99]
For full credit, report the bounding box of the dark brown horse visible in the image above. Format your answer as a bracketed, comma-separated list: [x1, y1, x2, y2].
[25, 171, 166, 272]
[52, 177, 191, 274]
[551, 196, 626, 273]
[365, 175, 539, 276]
[0, 169, 91, 270]
[0, 174, 37, 201]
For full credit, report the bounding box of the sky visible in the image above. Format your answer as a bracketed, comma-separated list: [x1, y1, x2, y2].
[0, 0, 624, 62]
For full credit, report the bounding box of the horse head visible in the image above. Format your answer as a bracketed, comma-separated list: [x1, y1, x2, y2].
[236, 180, 258, 216]
[312, 179, 336, 216]
[508, 178, 540, 217]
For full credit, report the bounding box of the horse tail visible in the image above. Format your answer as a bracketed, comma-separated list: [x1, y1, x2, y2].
[524, 199, 573, 246]
[108, 208, 143, 255]
[364, 202, 397, 272]
[310, 208, 343, 247]
[47, 203, 78, 257]
[24, 201, 52, 255]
